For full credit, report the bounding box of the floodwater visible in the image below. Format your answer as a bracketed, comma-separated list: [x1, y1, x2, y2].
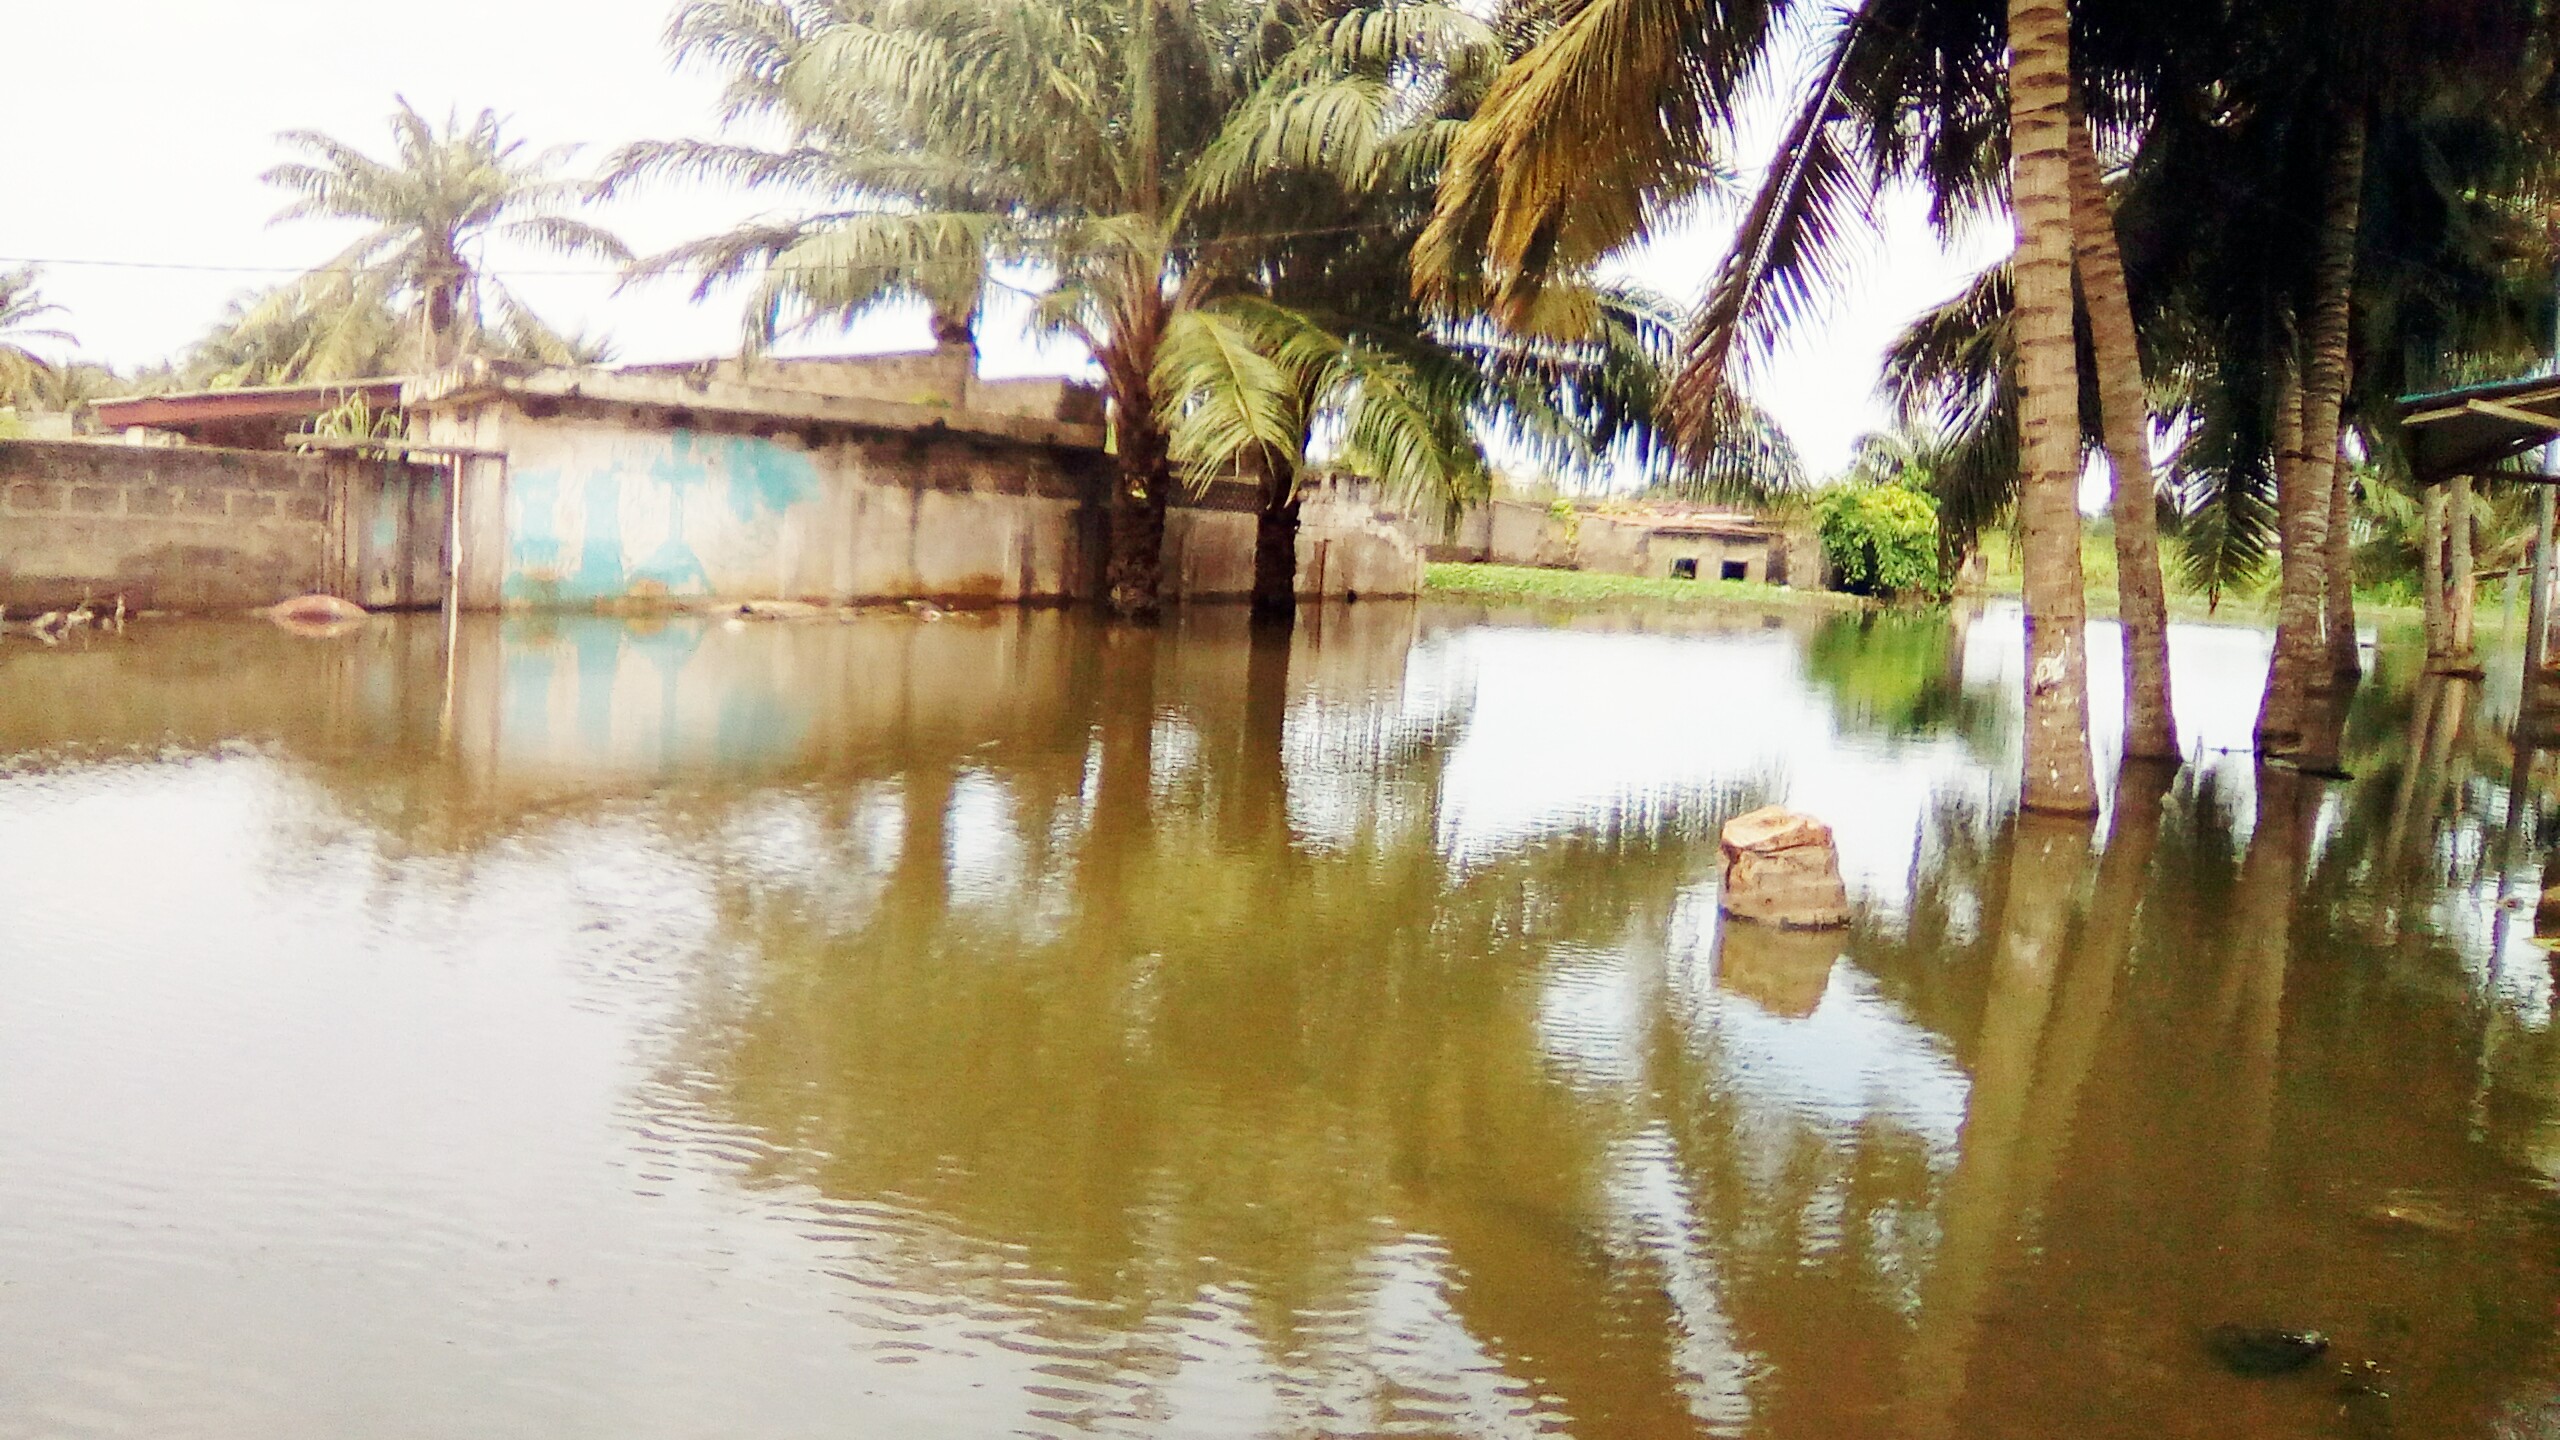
[0, 599, 2555, 1440]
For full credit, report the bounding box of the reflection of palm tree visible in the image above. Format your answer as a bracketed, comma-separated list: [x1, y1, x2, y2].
[681, 647, 1736, 1424]
[2010, 765, 2171, 1211]
[1900, 814, 2089, 1440]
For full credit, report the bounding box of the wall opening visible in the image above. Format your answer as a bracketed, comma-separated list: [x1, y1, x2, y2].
[1670, 557, 1699, 580]
[1720, 559, 1750, 582]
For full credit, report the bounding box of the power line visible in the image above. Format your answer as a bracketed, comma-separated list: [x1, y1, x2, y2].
[0, 222, 1401, 282]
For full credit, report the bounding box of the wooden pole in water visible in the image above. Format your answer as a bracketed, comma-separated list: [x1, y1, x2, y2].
[2526, 487, 2554, 680]
[2523, 267, 2560, 691]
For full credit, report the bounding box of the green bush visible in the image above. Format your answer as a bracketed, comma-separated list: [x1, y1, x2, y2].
[1816, 482, 1946, 601]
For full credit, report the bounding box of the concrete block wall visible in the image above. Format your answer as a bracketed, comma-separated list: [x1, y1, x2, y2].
[0, 441, 438, 611]
[453, 408, 1105, 608]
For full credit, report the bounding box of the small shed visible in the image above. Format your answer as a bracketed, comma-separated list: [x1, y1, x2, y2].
[2395, 374, 2560, 687]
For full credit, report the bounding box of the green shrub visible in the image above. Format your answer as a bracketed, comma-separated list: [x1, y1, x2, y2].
[1816, 482, 1947, 601]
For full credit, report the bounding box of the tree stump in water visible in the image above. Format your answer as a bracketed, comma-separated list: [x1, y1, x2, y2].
[1718, 806, 1851, 930]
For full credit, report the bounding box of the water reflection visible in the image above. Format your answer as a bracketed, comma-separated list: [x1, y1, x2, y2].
[0, 605, 2556, 1438]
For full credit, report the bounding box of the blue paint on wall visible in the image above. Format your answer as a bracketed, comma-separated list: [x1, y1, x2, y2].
[664, 428, 818, 524]
[506, 467, 565, 603]
[575, 470, 628, 598]
[503, 429, 820, 603]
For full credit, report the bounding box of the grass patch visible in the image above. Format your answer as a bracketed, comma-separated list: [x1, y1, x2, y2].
[1425, 562, 1864, 610]
[1972, 530, 2432, 624]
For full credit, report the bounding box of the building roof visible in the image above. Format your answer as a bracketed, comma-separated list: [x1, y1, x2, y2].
[91, 379, 408, 448]
[2396, 373, 2560, 484]
[402, 359, 1109, 452]
[1593, 502, 1772, 540]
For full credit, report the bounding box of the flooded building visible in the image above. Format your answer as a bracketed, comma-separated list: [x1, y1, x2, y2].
[13, 351, 1422, 612]
[1412, 494, 1791, 583]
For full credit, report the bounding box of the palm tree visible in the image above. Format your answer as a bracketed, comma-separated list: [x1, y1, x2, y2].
[613, 0, 1557, 622]
[261, 98, 628, 372]
[1419, 0, 2147, 807]
[0, 267, 73, 409]
[1999, 0, 2102, 813]
[1163, 24, 1793, 619]
[178, 267, 616, 389]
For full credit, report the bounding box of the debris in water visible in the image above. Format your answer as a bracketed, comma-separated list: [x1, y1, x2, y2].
[2205, 1324, 2330, 1377]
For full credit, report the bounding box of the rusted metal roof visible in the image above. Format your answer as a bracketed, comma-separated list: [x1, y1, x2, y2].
[2396, 374, 2560, 484]
[92, 379, 408, 448]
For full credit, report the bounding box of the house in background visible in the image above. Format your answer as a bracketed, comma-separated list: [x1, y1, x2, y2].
[1350, 486, 1791, 584]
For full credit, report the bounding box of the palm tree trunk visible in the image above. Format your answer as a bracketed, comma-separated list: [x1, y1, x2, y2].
[2259, 117, 2364, 746]
[1104, 380, 1174, 622]
[2323, 434, 2361, 679]
[1252, 462, 1300, 626]
[2067, 108, 2178, 764]
[2006, 0, 2100, 816]
[2421, 483, 2450, 662]
[2255, 361, 2312, 747]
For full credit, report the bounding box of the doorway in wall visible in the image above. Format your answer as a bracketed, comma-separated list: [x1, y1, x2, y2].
[1720, 559, 1750, 581]
[1670, 557, 1699, 580]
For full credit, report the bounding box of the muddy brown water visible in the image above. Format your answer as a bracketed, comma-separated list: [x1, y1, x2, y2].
[1, 602, 2555, 1439]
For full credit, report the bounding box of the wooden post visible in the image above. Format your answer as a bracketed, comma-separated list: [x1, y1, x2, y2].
[2526, 485, 2555, 681]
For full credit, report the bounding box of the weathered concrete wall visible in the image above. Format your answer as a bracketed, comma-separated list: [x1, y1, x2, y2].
[0, 441, 445, 611]
[1307, 475, 1484, 564]
[620, 348, 1107, 427]
[1576, 515, 1773, 582]
[1488, 500, 1576, 568]
[418, 403, 1100, 608]
[417, 391, 1421, 609]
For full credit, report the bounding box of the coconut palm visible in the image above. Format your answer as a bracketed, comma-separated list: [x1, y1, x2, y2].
[0, 267, 73, 409]
[261, 98, 628, 371]
[1418, 0, 2145, 807]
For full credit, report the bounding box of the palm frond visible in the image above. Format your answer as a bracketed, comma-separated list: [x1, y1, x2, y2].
[1155, 302, 1311, 488]
[1664, 2, 1884, 444]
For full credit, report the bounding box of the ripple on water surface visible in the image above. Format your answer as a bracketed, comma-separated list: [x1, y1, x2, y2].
[0, 607, 2556, 1439]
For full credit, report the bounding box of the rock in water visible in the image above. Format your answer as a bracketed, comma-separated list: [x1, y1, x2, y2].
[1718, 806, 1851, 930]
[266, 594, 368, 624]
[2204, 1324, 2329, 1377]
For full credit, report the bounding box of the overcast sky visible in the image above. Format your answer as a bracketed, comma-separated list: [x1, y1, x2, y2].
[3, 0, 2006, 478]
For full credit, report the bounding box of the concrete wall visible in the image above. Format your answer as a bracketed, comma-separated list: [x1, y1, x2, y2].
[0, 441, 446, 611]
[1575, 516, 1773, 582]
[619, 348, 1107, 428]
[418, 394, 1421, 610]
[1488, 500, 1576, 568]
[466, 407, 1097, 608]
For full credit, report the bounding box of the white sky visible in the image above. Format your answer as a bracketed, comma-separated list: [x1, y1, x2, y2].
[2, 0, 2007, 479]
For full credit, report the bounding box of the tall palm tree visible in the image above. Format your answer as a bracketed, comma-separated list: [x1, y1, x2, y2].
[1418, 0, 2151, 807]
[262, 98, 628, 371]
[613, 0, 1567, 622]
[2000, 0, 2102, 813]
[0, 267, 73, 409]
